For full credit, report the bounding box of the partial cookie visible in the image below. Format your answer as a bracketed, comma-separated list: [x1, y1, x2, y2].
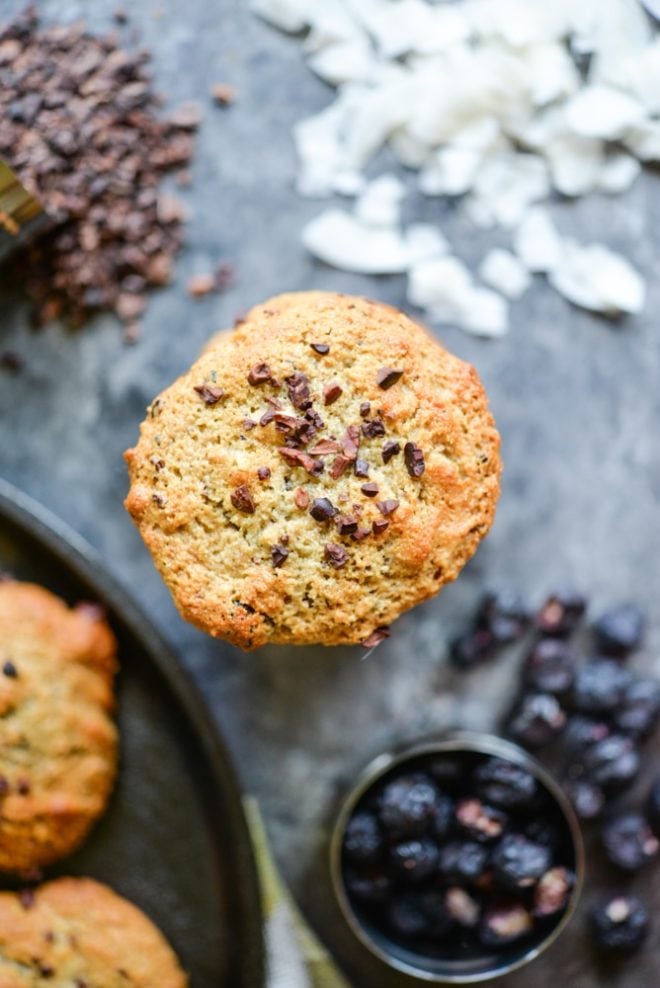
[0, 877, 187, 986]
[0, 581, 118, 872]
[125, 291, 501, 650]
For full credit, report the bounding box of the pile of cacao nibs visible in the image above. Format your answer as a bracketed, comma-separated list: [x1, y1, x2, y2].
[0, 6, 198, 332]
[451, 590, 660, 955]
[341, 750, 577, 962]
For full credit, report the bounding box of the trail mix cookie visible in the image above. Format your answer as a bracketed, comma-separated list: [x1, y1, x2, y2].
[0, 877, 187, 986]
[125, 292, 501, 649]
[0, 581, 118, 872]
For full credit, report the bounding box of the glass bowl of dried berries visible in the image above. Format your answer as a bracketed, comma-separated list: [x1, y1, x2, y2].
[330, 733, 584, 983]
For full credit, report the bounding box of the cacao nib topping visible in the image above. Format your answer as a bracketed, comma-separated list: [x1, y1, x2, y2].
[2, 661, 18, 678]
[280, 534, 290, 545]
[242, 419, 256, 431]
[404, 441, 425, 477]
[330, 455, 351, 480]
[247, 362, 273, 385]
[272, 413, 317, 447]
[259, 407, 278, 426]
[354, 458, 370, 478]
[325, 543, 348, 569]
[377, 367, 403, 390]
[294, 487, 310, 510]
[193, 383, 225, 404]
[19, 889, 35, 910]
[342, 425, 361, 459]
[309, 439, 342, 456]
[372, 518, 390, 535]
[335, 515, 359, 536]
[324, 381, 343, 406]
[310, 498, 338, 522]
[257, 467, 271, 480]
[361, 483, 379, 498]
[286, 371, 312, 410]
[305, 408, 325, 431]
[17, 778, 31, 795]
[362, 625, 391, 648]
[278, 448, 324, 476]
[271, 544, 289, 568]
[362, 419, 386, 439]
[382, 440, 401, 463]
[230, 485, 256, 514]
[377, 499, 400, 516]
[352, 526, 371, 541]
[310, 342, 329, 355]
[359, 402, 371, 418]
[152, 493, 167, 507]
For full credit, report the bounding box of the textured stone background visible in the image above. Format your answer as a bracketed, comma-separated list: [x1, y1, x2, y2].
[1, 1, 660, 984]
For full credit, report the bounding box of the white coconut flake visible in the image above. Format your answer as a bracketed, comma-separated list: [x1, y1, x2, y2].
[355, 175, 407, 228]
[598, 154, 641, 194]
[564, 85, 645, 140]
[404, 223, 449, 263]
[549, 241, 646, 315]
[546, 134, 604, 197]
[472, 151, 550, 227]
[479, 249, 532, 299]
[302, 209, 412, 274]
[408, 256, 509, 337]
[513, 207, 563, 273]
[307, 37, 375, 86]
[624, 120, 660, 161]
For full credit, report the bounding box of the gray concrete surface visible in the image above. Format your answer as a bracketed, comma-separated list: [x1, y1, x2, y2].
[1, 1, 660, 984]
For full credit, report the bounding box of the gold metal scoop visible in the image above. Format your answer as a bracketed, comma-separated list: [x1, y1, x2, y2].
[0, 158, 50, 263]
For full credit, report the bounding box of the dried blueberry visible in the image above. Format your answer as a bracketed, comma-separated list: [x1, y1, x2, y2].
[438, 841, 489, 884]
[601, 812, 659, 871]
[474, 758, 538, 811]
[478, 591, 529, 644]
[342, 812, 383, 866]
[449, 629, 494, 669]
[593, 604, 645, 657]
[491, 834, 551, 890]
[590, 895, 649, 954]
[427, 757, 464, 790]
[506, 693, 567, 749]
[572, 659, 633, 714]
[535, 590, 586, 637]
[430, 793, 455, 841]
[524, 819, 558, 849]
[533, 867, 574, 919]
[389, 838, 440, 883]
[613, 679, 660, 738]
[580, 735, 640, 792]
[524, 639, 575, 695]
[455, 799, 507, 843]
[417, 889, 454, 938]
[445, 887, 481, 928]
[344, 869, 391, 904]
[378, 775, 439, 838]
[388, 892, 431, 939]
[563, 779, 605, 821]
[563, 715, 610, 754]
[646, 776, 660, 835]
[480, 901, 533, 949]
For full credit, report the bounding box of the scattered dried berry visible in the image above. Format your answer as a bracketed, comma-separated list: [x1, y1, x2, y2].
[449, 629, 494, 669]
[230, 485, 256, 514]
[404, 442, 425, 478]
[613, 679, 660, 738]
[572, 659, 632, 714]
[345, 869, 391, 905]
[456, 799, 507, 843]
[506, 693, 567, 749]
[377, 367, 403, 390]
[580, 734, 640, 792]
[593, 604, 645, 656]
[590, 895, 649, 954]
[492, 834, 551, 890]
[439, 841, 489, 884]
[524, 639, 575, 695]
[193, 383, 225, 404]
[430, 793, 455, 841]
[480, 901, 533, 948]
[647, 777, 660, 835]
[533, 867, 574, 918]
[387, 892, 431, 939]
[564, 779, 605, 821]
[479, 591, 529, 644]
[535, 591, 586, 636]
[601, 812, 659, 871]
[563, 715, 610, 753]
[445, 887, 481, 928]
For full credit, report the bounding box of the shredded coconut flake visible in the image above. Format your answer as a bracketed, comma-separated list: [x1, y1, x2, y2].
[479, 249, 532, 299]
[549, 241, 646, 315]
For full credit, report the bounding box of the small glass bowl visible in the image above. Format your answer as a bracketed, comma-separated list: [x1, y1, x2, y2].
[329, 732, 585, 984]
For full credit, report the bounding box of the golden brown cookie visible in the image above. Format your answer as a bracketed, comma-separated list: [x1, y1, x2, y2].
[125, 292, 501, 650]
[0, 877, 187, 986]
[0, 581, 118, 872]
